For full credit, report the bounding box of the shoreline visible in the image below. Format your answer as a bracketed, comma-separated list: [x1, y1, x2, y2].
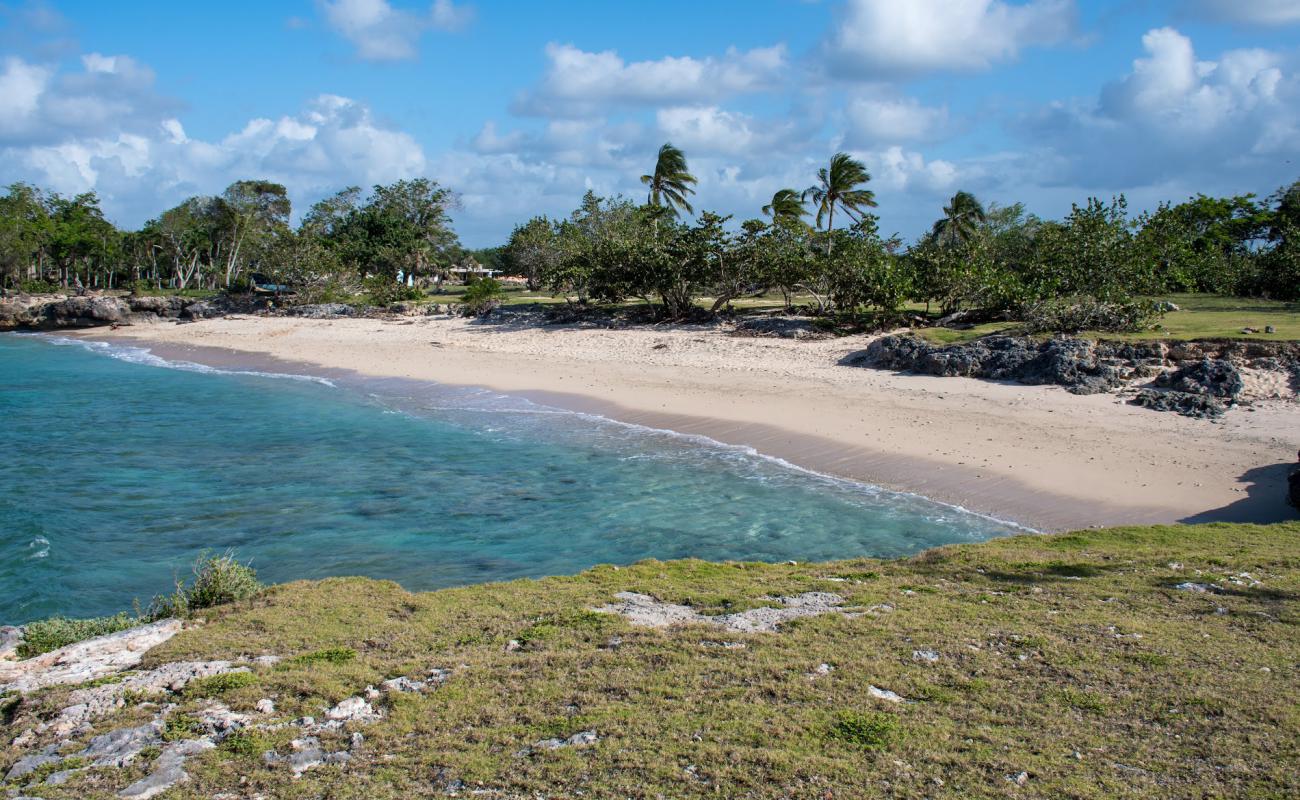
[60, 315, 1300, 532]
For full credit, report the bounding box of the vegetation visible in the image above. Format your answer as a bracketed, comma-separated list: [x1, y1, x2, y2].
[14, 613, 140, 659]
[4, 522, 1296, 799]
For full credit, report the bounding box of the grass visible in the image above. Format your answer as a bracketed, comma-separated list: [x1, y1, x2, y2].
[15, 613, 141, 659]
[3, 521, 1298, 799]
[916, 293, 1300, 345]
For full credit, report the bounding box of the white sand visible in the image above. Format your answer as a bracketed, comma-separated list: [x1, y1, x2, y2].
[88, 315, 1300, 531]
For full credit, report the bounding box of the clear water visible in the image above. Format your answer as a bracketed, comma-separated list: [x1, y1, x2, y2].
[0, 334, 1020, 624]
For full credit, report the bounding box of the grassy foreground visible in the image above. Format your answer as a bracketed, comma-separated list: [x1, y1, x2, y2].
[5, 522, 1299, 799]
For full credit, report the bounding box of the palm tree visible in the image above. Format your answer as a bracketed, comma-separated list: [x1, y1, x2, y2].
[640, 143, 697, 218]
[930, 190, 988, 248]
[804, 152, 876, 254]
[762, 188, 807, 225]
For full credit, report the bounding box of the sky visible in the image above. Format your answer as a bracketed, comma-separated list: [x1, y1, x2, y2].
[0, 0, 1297, 247]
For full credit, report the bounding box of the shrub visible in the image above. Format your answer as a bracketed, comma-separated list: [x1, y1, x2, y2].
[290, 647, 357, 666]
[220, 729, 269, 756]
[16, 613, 141, 659]
[828, 712, 899, 750]
[162, 714, 204, 741]
[185, 671, 257, 698]
[1020, 295, 1163, 334]
[149, 551, 262, 619]
[363, 275, 422, 306]
[459, 276, 506, 316]
[18, 278, 60, 294]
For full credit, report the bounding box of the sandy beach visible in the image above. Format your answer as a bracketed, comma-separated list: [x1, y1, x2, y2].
[85, 314, 1299, 532]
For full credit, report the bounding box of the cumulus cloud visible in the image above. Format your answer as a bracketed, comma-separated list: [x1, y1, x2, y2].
[515, 43, 788, 117]
[1023, 27, 1298, 188]
[824, 0, 1076, 77]
[320, 0, 473, 61]
[1188, 0, 1300, 25]
[844, 93, 950, 144]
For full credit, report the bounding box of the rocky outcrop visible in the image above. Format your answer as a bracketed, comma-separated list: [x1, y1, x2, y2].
[0, 293, 236, 331]
[594, 591, 858, 633]
[0, 618, 183, 693]
[732, 316, 834, 340]
[285, 303, 357, 319]
[849, 334, 1300, 418]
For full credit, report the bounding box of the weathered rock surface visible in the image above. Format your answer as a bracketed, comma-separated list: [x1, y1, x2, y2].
[0, 625, 21, 660]
[732, 316, 833, 340]
[0, 292, 235, 330]
[594, 591, 856, 633]
[849, 334, 1300, 417]
[41, 661, 246, 736]
[286, 303, 356, 319]
[0, 618, 183, 693]
[120, 738, 215, 799]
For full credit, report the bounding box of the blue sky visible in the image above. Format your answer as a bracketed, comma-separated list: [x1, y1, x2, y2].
[1, 0, 1297, 246]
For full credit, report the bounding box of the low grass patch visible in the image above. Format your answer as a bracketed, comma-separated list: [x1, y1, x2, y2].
[6, 522, 1299, 799]
[15, 613, 141, 659]
[184, 671, 257, 698]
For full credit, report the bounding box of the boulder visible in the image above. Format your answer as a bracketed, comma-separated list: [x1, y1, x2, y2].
[1156, 358, 1244, 399]
[34, 296, 131, 329]
[1129, 389, 1226, 419]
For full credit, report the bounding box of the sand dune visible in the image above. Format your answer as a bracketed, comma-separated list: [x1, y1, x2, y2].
[89, 315, 1299, 531]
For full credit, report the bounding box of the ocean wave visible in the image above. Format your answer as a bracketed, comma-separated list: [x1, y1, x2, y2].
[27, 536, 50, 560]
[28, 335, 336, 387]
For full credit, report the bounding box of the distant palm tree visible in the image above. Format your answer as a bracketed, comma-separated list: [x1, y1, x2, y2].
[640, 143, 697, 218]
[762, 188, 807, 225]
[930, 190, 988, 248]
[804, 152, 876, 254]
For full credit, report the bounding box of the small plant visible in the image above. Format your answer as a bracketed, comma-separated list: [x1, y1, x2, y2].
[220, 729, 268, 757]
[1055, 688, 1107, 714]
[828, 712, 899, 750]
[149, 551, 262, 618]
[185, 671, 258, 698]
[162, 714, 204, 742]
[291, 647, 357, 666]
[16, 613, 141, 659]
[459, 276, 506, 316]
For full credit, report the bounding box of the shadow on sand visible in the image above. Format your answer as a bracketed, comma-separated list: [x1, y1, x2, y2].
[1180, 461, 1299, 525]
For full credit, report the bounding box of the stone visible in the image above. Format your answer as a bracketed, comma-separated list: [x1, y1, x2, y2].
[810, 663, 834, 677]
[0, 618, 184, 694]
[324, 696, 382, 724]
[594, 591, 856, 633]
[868, 685, 905, 703]
[1129, 389, 1227, 419]
[912, 650, 940, 663]
[5, 750, 61, 781]
[40, 661, 244, 736]
[532, 730, 599, 751]
[119, 738, 215, 799]
[256, 698, 276, 714]
[380, 676, 427, 693]
[1009, 771, 1030, 786]
[0, 625, 21, 661]
[731, 316, 833, 341]
[287, 303, 355, 319]
[76, 720, 165, 767]
[1175, 582, 1221, 594]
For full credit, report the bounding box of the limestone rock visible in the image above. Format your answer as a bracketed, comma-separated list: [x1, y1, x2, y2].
[120, 738, 215, 799]
[0, 618, 184, 694]
[594, 591, 855, 633]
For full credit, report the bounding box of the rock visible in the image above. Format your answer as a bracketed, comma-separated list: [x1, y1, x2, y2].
[380, 676, 428, 693]
[532, 730, 599, 751]
[76, 720, 165, 767]
[505, 639, 522, 652]
[5, 749, 61, 781]
[868, 685, 905, 703]
[1129, 389, 1226, 419]
[287, 303, 355, 319]
[41, 661, 245, 736]
[180, 300, 220, 320]
[1266, 325, 1276, 334]
[912, 649, 940, 663]
[809, 663, 833, 678]
[119, 738, 215, 799]
[324, 696, 382, 724]
[0, 625, 21, 660]
[1175, 582, 1221, 594]
[1009, 771, 1030, 786]
[0, 618, 184, 694]
[594, 591, 856, 633]
[256, 698, 276, 714]
[1156, 358, 1243, 399]
[33, 296, 131, 329]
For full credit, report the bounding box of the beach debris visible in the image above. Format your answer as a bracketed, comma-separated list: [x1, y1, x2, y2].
[912, 649, 940, 663]
[594, 591, 857, 633]
[0, 618, 185, 694]
[868, 685, 905, 703]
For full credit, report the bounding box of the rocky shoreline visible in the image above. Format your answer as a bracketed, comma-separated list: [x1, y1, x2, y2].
[848, 334, 1300, 419]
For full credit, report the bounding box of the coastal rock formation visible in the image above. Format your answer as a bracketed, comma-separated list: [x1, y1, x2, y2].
[732, 316, 834, 340]
[0, 618, 184, 693]
[849, 334, 1300, 417]
[0, 293, 232, 331]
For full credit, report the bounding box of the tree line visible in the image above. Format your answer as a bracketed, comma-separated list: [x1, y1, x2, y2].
[502, 144, 1300, 327]
[0, 178, 463, 300]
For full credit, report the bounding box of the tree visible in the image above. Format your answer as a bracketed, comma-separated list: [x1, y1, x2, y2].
[503, 216, 560, 291]
[930, 191, 987, 248]
[640, 143, 697, 218]
[762, 189, 808, 226]
[218, 180, 291, 288]
[804, 153, 876, 254]
[0, 183, 51, 289]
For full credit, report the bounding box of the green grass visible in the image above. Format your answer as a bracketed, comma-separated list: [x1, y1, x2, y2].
[916, 293, 1300, 345]
[4, 522, 1299, 799]
[15, 613, 141, 659]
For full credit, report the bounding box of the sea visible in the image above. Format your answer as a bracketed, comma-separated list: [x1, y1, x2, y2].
[0, 333, 1021, 624]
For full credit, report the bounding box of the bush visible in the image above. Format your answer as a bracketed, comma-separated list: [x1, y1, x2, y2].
[1021, 295, 1164, 334]
[828, 712, 899, 750]
[16, 613, 141, 659]
[185, 671, 257, 698]
[363, 275, 423, 306]
[18, 278, 60, 294]
[459, 276, 506, 316]
[149, 551, 262, 618]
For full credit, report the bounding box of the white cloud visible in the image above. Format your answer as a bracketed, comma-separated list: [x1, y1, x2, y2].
[516, 43, 788, 117]
[1189, 0, 1300, 25]
[0, 57, 50, 131]
[825, 0, 1076, 77]
[845, 93, 950, 143]
[320, 0, 472, 61]
[1023, 27, 1298, 188]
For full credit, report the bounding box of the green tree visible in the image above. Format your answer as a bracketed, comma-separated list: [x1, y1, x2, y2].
[762, 189, 808, 226]
[929, 190, 987, 248]
[640, 143, 697, 218]
[804, 153, 876, 255]
[218, 180, 291, 288]
[503, 216, 560, 291]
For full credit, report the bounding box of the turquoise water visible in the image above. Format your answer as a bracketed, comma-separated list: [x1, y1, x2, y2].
[0, 334, 1019, 624]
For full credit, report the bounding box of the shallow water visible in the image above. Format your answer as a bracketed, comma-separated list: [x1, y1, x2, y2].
[0, 334, 1020, 624]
